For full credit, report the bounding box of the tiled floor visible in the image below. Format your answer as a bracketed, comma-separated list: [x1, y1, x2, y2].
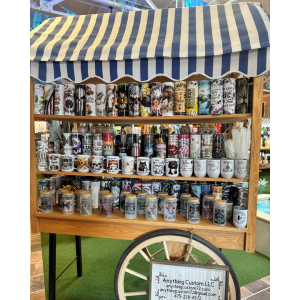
[241, 276, 270, 299]
[30, 232, 270, 300]
[30, 233, 46, 300]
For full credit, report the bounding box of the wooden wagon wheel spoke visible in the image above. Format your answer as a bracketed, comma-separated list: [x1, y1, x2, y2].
[184, 245, 193, 262]
[125, 268, 149, 281]
[150, 248, 165, 258]
[124, 291, 148, 296]
[139, 250, 150, 263]
[162, 241, 170, 261]
[141, 247, 151, 258]
[190, 254, 199, 264]
[207, 257, 217, 265]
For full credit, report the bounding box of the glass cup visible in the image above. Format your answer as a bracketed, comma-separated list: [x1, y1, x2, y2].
[40, 190, 53, 213]
[102, 192, 114, 217]
[125, 194, 137, 219]
[80, 192, 93, 216]
[62, 191, 74, 214]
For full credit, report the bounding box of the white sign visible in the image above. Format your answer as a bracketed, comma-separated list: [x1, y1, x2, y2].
[150, 260, 229, 300]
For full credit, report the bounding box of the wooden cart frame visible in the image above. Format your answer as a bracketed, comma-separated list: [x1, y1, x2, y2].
[30, 73, 263, 254]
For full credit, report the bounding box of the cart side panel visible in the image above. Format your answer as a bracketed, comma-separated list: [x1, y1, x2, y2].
[246, 75, 264, 253]
[37, 218, 246, 250]
[30, 77, 39, 233]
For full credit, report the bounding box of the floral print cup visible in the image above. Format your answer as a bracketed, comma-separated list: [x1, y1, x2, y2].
[77, 155, 91, 173]
[178, 134, 190, 158]
[190, 134, 201, 159]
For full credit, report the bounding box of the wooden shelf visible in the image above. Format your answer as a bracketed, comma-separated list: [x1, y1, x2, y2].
[260, 148, 270, 150]
[36, 206, 247, 233]
[36, 170, 249, 182]
[34, 113, 252, 125]
[259, 166, 270, 170]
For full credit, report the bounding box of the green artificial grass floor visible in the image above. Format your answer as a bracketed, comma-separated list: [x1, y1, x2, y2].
[41, 233, 270, 300]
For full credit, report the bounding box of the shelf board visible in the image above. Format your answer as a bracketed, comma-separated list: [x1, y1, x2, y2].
[34, 113, 252, 125]
[36, 206, 247, 233]
[260, 148, 270, 150]
[36, 170, 249, 182]
[259, 166, 270, 170]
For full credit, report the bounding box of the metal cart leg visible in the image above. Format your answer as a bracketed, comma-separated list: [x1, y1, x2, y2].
[48, 234, 83, 300]
[75, 236, 83, 277]
[49, 233, 56, 300]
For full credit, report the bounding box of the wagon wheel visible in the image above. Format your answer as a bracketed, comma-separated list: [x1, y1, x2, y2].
[114, 230, 240, 300]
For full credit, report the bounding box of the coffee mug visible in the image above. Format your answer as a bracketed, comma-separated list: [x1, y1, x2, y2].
[194, 158, 206, 177]
[122, 156, 135, 175]
[151, 158, 164, 176]
[234, 159, 248, 179]
[221, 158, 234, 179]
[77, 155, 91, 173]
[180, 158, 193, 177]
[165, 158, 179, 177]
[107, 156, 120, 174]
[61, 155, 75, 172]
[91, 156, 104, 173]
[136, 157, 150, 176]
[233, 206, 248, 229]
[48, 154, 61, 171]
[206, 158, 221, 178]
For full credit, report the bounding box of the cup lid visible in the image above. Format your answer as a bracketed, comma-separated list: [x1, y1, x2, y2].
[165, 195, 176, 200]
[181, 193, 191, 197]
[215, 200, 226, 204]
[99, 189, 110, 193]
[137, 191, 147, 195]
[158, 192, 168, 195]
[188, 197, 199, 201]
[146, 195, 157, 199]
[41, 190, 52, 194]
[103, 192, 113, 197]
[126, 194, 137, 198]
[63, 191, 74, 195]
[101, 191, 111, 196]
[81, 192, 91, 196]
[121, 190, 131, 194]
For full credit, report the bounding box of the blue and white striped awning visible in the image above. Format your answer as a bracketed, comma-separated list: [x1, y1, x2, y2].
[30, 3, 270, 83]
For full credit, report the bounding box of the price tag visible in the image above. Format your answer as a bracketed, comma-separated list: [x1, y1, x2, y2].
[150, 260, 229, 300]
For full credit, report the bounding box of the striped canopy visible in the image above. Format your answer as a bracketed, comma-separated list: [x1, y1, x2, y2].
[30, 3, 270, 83]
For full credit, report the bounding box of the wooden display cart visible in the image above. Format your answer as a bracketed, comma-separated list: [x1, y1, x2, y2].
[30, 4, 269, 300]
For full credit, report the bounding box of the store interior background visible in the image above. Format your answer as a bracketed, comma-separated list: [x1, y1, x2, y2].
[30, 1, 271, 299]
